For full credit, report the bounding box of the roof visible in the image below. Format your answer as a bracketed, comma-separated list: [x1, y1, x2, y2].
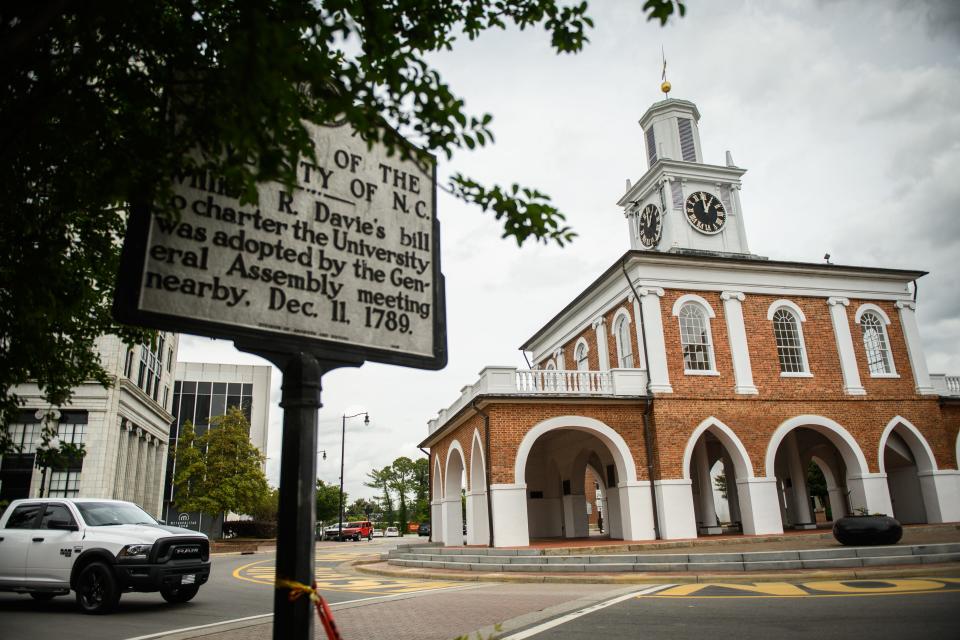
[520, 250, 927, 351]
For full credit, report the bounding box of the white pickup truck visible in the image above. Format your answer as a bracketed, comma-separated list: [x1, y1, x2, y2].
[0, 498, 211, 613]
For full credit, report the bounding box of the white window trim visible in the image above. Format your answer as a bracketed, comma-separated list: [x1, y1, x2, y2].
[671, 294, 717, 319]
[612, 307, 634, 368]
[673, 299, 718, 375]
[854, 303, 892, 325]
[766, 299, 807, 322]
[545, 360, 557, 370]
[574, 337, 590, 371]
[855, 304, 898, 377]
[769, 304, 811, 376]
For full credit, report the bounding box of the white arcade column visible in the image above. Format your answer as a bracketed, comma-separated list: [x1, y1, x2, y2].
[785, 432, 813, 527]
[693, 439, 720, 533]
[489, 483, 529, 547]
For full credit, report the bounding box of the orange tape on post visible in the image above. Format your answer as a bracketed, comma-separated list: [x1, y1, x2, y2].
[275, 578, 344, 640]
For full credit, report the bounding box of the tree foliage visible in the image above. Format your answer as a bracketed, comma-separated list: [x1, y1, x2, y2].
[365, 466, 395, 524]
[0, 1, 685, 444]
[316, 478, 343, 524]
[172, 407, 270, 516]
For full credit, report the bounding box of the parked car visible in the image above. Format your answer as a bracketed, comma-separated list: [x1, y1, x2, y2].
[371, 529, 384, 538]
[385, 526, 400, 537]
[417, 523, 431, 537]
[0, 498, 210, 614]
[330, 521, 374, 541]
[321, 523, 347, 541]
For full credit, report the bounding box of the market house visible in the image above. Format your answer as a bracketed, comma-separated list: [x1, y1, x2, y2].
[420, 92, 960, 548]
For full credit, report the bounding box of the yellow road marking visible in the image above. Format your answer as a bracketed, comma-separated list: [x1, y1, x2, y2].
[642, 578, 960, 599]
[232, 558, 459, 595]
[655, 583, 807, 597]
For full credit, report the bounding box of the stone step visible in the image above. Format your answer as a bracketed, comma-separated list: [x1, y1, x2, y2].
[387, 550, 960, 573]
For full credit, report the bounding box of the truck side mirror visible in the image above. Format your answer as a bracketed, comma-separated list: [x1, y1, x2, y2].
[49, 520, 79, 531]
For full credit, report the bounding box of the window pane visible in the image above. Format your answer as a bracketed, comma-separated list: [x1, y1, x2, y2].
[6, 504, 42, 528]
[40, 504, 74, 528]
[678, 304, 714, 371]
[773, 309, 807, 373]
[860, 312, 892, 375]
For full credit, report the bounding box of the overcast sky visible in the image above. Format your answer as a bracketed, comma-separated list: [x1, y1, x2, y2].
[179, 0, 960, 499]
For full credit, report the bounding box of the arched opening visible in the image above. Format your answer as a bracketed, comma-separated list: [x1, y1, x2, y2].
[525, 430, 627, 540]
[584, 464, 606, 536]
[468, 431, 490, 545]
[443, 442, 466, 545]
[880, 419, 938, 524]
[767, 419, 872, 529]
[682, 422, 751, 536]
[806, 451, 849, 523]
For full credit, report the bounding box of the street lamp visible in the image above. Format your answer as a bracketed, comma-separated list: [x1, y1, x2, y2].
[338, 412, 370, 541]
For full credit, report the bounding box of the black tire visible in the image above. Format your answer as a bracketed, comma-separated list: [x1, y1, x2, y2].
[160, 583, 200, 604]
[75, 562, 120, 614]
[30, 592, 57, 601]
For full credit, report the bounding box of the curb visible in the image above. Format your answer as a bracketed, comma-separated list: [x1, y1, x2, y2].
[353, 559, 960, 584]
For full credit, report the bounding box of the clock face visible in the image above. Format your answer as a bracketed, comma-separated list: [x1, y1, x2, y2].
[685, 191, 726, 234]
[638, 204, 662, 248]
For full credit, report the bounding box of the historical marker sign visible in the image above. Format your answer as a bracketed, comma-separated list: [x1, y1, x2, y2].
[116, 121, 446, 369]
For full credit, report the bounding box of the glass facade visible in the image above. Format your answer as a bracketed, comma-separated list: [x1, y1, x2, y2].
[163, 380, 255, 533]
[0, 410, 87, 502]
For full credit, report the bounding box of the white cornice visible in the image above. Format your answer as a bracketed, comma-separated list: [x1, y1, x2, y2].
[617, 160, 747, 207]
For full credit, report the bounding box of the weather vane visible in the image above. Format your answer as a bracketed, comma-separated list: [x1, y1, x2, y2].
[661, 45, 671, 97]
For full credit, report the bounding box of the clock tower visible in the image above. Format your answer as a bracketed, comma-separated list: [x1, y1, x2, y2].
[617, 95, 755, 257]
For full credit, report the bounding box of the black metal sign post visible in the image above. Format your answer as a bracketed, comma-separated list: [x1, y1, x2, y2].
[237, 350, 360, 640]
[114, 122, 445, 640]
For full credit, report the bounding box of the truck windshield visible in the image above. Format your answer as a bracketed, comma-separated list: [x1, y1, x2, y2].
[75, 502, 158, 527]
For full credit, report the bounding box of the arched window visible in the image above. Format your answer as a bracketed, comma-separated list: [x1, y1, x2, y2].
[859, 311, 893, 375]
[575, 342, 589, 371]
[614, 313, 634, 368]
[772, 308, 808, 374]
[545, 360, 556, 370]
[678, 303, 715, 372]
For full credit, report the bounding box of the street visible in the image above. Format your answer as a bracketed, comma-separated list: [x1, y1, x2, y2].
[2, 538, 959, 640]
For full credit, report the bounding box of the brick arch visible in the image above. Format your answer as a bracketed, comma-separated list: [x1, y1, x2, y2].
[469, 429, 485, 492]
[444, 438, 466, 499]
[765, 415, 870, 478]
[878, 416, 938, 474]
[513, 415, 638, 485]
[681, 417, 755, 481]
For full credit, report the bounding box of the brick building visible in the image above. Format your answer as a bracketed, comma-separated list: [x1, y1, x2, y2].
[420, 95, 960, 548]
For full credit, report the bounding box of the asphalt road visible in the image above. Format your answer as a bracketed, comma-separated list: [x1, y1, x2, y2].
[0, 537, 438, 640]
[499, 578, 960, 640]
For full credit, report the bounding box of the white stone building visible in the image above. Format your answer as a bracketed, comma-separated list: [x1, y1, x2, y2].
[0, 333, 178, 518]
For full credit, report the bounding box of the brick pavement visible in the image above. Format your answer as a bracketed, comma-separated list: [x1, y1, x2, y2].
[175, 583, 625, 640]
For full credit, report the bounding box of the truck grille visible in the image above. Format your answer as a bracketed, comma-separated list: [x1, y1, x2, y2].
[154, 537, 209, 563]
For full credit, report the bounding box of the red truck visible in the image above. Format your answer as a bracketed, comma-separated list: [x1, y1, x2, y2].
[332, 521, 373, 541]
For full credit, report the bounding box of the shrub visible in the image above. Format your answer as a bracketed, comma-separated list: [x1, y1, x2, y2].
[222, 520, 277, 539]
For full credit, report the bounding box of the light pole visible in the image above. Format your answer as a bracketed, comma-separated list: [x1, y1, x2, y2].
[338, 412, 369, 541]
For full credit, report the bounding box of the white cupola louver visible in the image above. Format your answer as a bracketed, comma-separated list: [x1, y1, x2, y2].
[678, 118, 696, 162]
[645, 127, 657, 167]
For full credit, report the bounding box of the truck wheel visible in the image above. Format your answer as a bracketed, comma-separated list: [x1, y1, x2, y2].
[75, 562, 120, 614]
[160, 584, 200, 604]
[30, 592, 57, 601]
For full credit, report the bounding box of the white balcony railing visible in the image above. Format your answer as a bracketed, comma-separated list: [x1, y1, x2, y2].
[931, 374, 960, 396]
[428, 367, 648, 434]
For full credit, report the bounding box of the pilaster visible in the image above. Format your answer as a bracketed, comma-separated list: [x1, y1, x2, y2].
[895, 301, 936, 395]
[827, 297, 866, 395]
[721, 291, 758, 394]
[638, 287, 672, 393]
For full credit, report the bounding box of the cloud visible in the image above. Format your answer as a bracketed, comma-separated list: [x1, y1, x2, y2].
[178, 0, 960, 498]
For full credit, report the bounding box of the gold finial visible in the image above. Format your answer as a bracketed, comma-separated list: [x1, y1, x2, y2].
[661, 46, 670, 97]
